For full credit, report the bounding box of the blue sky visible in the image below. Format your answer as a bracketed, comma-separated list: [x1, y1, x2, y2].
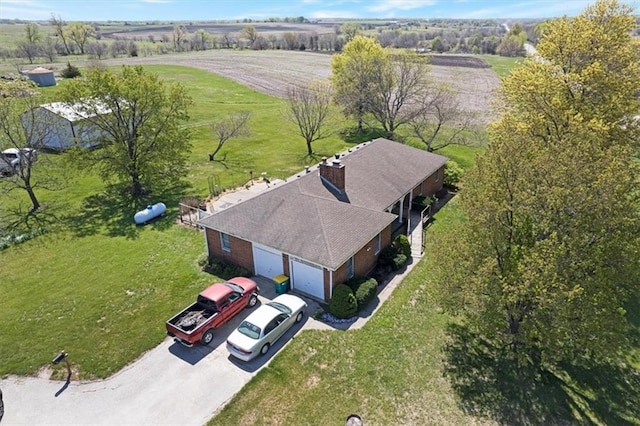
[1, 0, 637, 22]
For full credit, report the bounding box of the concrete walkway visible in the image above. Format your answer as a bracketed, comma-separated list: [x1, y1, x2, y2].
[209, 179, 284, 213]
[409, 210, 424, 259]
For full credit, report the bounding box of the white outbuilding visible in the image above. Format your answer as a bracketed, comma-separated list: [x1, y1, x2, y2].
[21, 101, 109, 151]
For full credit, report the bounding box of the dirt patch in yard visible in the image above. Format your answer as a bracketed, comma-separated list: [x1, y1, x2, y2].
[103, 50, 501, 125]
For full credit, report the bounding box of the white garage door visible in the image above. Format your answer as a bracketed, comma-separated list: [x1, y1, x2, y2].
[290, 257, 324, 300]
[252, 244, 283, 279]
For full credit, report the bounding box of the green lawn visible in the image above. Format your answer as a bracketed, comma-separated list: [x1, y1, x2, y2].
[209, 199, 640, 425]
[3, 61, 636, 424]
[0, 63, 482, 380]
[210, 200, 480, 426]
[0, 65, 351, 379]
[479, 54, 523, 78]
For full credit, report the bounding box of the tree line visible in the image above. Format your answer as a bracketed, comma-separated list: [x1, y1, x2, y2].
[4, 16, 532, 64]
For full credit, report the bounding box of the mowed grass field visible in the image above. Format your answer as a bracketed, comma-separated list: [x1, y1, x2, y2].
[0, 48, 500, 380]
[209, 198, 640, 425]
[0, 65, 352, 379]
[1, 47, 638, 425]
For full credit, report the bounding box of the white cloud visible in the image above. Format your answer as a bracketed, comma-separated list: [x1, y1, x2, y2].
[0, 2, 57, 19]
[309, 9, 359, 18]
[1, 0, 39, 4]
[368, 0, 436, 13]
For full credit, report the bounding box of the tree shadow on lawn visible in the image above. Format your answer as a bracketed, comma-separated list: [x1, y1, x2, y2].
[340, 127, 388, 144]
[61, 180, 192, 239]
[443, 323, 640, 425]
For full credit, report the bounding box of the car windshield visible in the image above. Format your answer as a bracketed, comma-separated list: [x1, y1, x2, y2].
[2, 153, 17, 160]
[237, 321, 261, 339]
[266, 301, 292, 315]
[224, 282, 244, 293]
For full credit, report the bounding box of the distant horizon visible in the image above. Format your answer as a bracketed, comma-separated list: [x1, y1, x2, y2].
[1, 0, 637, 22]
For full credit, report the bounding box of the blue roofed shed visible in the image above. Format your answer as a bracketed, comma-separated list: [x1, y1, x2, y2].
[25, 67, 56, 87]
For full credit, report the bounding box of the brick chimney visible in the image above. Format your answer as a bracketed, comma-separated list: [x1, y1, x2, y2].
[319, 154, 345, 192]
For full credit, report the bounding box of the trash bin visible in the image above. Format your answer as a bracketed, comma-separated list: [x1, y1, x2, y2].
[273, 274, 290, 295]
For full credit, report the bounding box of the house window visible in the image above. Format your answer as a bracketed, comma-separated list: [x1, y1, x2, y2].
[347, 257, 355, 279]
[435, 169, 440, 182]
[374, 233, 381, 255]
[220, 232, 231, 252]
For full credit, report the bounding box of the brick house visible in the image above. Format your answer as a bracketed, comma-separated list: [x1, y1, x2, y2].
[199, 138, 447, 302]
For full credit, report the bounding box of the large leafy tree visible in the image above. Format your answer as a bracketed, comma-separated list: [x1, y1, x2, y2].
[435, 0, 640, 367]
[66, 22, 94, 55]
[331, 35, 387, 134]
[61, 65, 193, 197]
[332, 36, 431, 139]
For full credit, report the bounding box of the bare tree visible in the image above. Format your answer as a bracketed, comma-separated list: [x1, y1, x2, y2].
[192, 29, 210, 51]
[16, 42, 40, 64]
[208, 111, 251, 161]
[268, 34, 278, 49]
[87, 41, 108, 59]
[50, 14, 71, 55]
[368, 51, 430, 139]
[409, 83, 476, 151]
[0, 95, 66, 213]
[241, 25, 259, 46]
[221, 32, 235, 49]
[172, 24, 188, 52]
[284, 81, 333, 156]
[41, 37, 58, 62]
[282, 32, 297, 50]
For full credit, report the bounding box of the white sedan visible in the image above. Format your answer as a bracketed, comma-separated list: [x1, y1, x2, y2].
[226, 293, 307, 361]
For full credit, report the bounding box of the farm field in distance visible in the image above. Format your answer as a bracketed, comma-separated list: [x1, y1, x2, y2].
[2, 49, 502, 125]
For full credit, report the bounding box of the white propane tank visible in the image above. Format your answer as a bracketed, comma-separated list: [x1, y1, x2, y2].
[134, 202, 166, 225]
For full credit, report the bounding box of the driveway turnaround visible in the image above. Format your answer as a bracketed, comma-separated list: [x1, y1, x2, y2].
[0, 263, 416, 425]
[0, 298, 305, 426]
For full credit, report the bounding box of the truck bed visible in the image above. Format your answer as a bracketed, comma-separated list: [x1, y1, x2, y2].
[167, 302, 219, 335]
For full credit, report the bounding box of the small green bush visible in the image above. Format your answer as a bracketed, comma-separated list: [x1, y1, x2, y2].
[204, 258, 251, 279]
[329, 284, 358, 319]
[378, 234, 411, 268]
[392, 253, 408, 271]
[394, 234, 411, 258]
[60, 62, 81, 79]
[344, 276, 378, 307]
[444, 160, 463, 188]
[345, 276, 367, 292]
[411, 195, 435, 211]
[354, 278, 378, 307]
[378, 245, 396, 267]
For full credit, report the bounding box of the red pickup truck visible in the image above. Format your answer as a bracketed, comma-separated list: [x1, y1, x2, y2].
[166, 277, 259, 347]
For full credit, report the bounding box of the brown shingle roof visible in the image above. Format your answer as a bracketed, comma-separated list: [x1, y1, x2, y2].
[200, 138, 447, 270]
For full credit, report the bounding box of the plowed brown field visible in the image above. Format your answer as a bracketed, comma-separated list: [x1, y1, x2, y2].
[104, 50, 501, 124]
